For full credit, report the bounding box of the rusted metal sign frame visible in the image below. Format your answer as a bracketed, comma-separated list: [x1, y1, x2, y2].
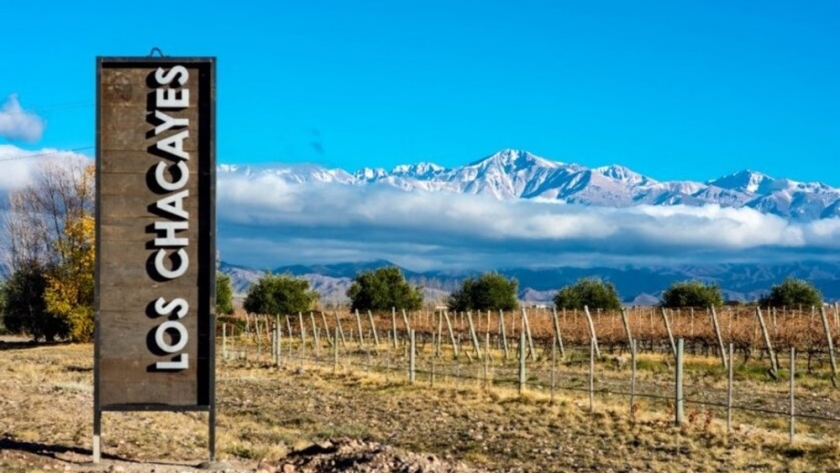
[94, 56, 217, 462]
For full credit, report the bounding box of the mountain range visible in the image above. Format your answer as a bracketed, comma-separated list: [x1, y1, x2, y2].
[220, 259, 840, 305]
[217, 148, 840, 304]
[219, 149, 840, 221]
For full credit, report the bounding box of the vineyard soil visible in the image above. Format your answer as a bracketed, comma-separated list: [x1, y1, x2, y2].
[1, 338, 839, 472]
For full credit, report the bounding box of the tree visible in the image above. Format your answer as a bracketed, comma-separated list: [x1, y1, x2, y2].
[2, 159, 94, 272]
[1, 159, 93, 340]
[448, 272, 518, 312]
[43, 212, 95, 342]
[553, 277, 622, 311]
[1, 261, 67, 341]
[346, 266, 423, 312]
[660, 280, 723, 308]
[759, 277, 823, 308]
[243, 272, 319, 315]
[216, 272, 235, 315]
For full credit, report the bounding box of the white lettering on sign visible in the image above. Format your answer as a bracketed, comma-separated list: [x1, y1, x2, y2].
[149, 65, 191, 371]
[154, 160, 189, 191]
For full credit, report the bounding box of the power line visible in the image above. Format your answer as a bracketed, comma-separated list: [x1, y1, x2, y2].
[28, 100, 94, 113]
[0, 146, 94, 163]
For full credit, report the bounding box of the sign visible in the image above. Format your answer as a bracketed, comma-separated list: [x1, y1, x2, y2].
[94, 57, 216, 416]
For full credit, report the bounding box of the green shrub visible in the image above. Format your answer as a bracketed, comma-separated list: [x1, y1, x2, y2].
[216, 272, 235, 315]
[759, 277, 822, 308]
[1, 261, 69, 341]
[243, 272, 319, 315]
[660, 280, 723, 308]
[553, 277, 621, 311]
[347, 266, 423, 312]
[448, 272, 518, 312]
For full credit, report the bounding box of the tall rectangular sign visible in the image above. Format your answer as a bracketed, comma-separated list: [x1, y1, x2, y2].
[95, 57, 216, 420]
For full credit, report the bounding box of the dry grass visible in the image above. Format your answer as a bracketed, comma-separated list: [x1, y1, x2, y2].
[228, 311, 840, 434]
[2, 339, 840, 472]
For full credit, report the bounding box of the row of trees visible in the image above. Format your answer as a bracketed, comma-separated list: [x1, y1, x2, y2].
[238, 265, 826, 316]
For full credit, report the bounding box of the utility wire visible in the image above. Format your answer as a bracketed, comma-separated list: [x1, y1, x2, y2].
[27, 100, 93, 113]
[0, 146, 94, 163]
[0, 99, 94, 162]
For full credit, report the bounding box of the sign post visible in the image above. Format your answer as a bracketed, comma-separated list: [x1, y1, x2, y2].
[94, 56, 217, 463]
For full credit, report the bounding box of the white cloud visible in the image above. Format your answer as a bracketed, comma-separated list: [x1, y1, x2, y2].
[0, 145, 91, 193]
[0, 94, 45, 142]
[3, 148, 837, 272]
[216, 172, 840, 269]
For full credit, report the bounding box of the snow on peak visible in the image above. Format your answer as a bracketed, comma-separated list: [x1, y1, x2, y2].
[218, 164, 256, 177]
[708, 170, 775, 194]
[594, 165, 653, 186]
[391, 162, 445, 177]
[468, 149, 560, 171]
[354, 167, 388, 181]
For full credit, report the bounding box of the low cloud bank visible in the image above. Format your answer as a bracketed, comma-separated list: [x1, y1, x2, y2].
[216, 172, 840, 270]
[2, 146, 837, 271]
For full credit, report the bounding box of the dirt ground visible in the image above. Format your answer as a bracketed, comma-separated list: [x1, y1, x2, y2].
[1, 338, 840, 473]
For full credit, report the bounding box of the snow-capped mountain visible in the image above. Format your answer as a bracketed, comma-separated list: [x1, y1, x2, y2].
[219, 149, 840, 221]
[221, 162, 356, 184]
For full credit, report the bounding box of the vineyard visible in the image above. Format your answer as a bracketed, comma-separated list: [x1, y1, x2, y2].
[215, 304, 840, 443]
[225, 304, 840, 372]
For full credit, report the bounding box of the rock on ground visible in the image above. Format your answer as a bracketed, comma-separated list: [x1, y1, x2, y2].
[277, 438, 492, 473]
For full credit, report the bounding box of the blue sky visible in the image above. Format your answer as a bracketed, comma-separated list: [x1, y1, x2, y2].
[2, 1, 840, 272]
[2, 0, 839, 184]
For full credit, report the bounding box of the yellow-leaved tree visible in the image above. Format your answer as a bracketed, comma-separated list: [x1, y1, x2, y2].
[43, 211, 95, 342]
[2, 158, 95, 341]
[42, 163, 95, 342]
